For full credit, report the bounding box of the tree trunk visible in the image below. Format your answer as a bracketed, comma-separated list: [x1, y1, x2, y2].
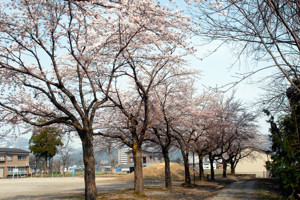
[198, 154, 205, 181]
[45, 155, 48, 174]
[209, 153, 215, 180]
[133, 140, 144, 195]
[222, 160, 227, 178]
[108, 145, 115, 173]
[63, 161, 66, 175]
[182, 151, 191, 184]
[162, 148, 172, 190]
[50, 157, 53, 173]
[230, 163, 236, 176]
[81, 131, 97, 200]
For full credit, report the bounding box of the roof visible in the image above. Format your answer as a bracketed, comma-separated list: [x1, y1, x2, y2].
[0, 148, 29, 155]
[124, 148, 162, 155]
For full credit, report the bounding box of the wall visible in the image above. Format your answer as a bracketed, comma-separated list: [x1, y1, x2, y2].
[235, 150, 270, 178]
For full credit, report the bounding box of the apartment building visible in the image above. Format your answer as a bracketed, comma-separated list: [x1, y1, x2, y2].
[118, 147, 130, 165]
[0, 148, 30, 178]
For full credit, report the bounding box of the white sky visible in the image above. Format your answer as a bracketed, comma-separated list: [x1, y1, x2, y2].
[192, 42, 271, 136]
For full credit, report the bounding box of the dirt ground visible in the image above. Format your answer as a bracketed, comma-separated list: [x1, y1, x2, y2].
[0, 163, 284, 200]
[97, 178, 235, 200]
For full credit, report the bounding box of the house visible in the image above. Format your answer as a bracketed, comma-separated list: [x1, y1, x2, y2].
[235, 148, 271, 178]
[0, 148, 30, 178]
[188, 154, 218, 170]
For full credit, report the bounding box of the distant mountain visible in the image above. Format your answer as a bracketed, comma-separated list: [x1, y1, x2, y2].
[0, 136, 30, 150]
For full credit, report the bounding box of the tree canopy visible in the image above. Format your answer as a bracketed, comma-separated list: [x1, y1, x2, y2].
[265, 83, 300, 199]
[29, 126, 63, 173]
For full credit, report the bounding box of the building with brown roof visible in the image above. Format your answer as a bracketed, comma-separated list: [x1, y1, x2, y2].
[0, 148, 30, 178]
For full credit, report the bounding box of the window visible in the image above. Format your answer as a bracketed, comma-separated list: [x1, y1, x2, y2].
[8, 167, 14, 172]
[143, 157, 146, 164]
[19, 167, 27, 172]
[18, 156, 26, 161]
[7, 155, 12, 161]
[0, 155, 5, 162]
[130, 157, 134, 163]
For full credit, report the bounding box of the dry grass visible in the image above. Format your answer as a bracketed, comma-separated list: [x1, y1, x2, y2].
[97, 183, 228, 200]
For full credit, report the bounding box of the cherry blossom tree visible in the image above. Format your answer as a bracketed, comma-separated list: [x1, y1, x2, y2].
[97, 65, 196, 194]
[168, 82, 203, 185]
[0, 0, 193, 198]
[190, 91, 225, 181]
[92, 5, 194, 194]
[147, 87, 176, 190]
[147, 77, 199, 189]
[199, 93, 243, 180]
[199, 93, 262, 178]
[222, 109, 260, 177]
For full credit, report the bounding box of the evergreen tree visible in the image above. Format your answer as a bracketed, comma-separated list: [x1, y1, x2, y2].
[265, 84, 300, 199]
[29, 126, 63, 174]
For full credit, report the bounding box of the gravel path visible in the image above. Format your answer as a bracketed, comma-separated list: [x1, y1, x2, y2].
[211, 179, 258, 200]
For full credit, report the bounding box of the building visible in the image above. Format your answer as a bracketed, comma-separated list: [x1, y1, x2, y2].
[235, 149, 271, 178]
[0, 148, 30, 178]
[118, 147, 164, 173]
[188, 154, 218, 170]
[126, 148, 164, 166]
[118, 147, 130, 165]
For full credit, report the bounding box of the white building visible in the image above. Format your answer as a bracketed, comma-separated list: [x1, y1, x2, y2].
[188, 154, 217, 169]
[118, 147, 130, 165]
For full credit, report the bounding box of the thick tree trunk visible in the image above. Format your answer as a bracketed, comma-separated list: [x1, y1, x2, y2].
[222, 160, 227, 178]
[209, 153, 215, 180]
[133, 140, 144, 195]
[230, 163, 236, 176]
[182, 151, 191, 184]
[162, 148, 172, 190]
[81, 131, 97, 200]
[198, 154, 205, 181]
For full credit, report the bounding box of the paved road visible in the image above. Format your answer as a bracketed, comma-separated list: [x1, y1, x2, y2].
[211, 180, 258, 200]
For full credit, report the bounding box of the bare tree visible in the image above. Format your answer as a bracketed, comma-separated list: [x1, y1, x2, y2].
[190, 0, 300, 101]
[94, 137, 120, 173]
[58, 146, 73, 175]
